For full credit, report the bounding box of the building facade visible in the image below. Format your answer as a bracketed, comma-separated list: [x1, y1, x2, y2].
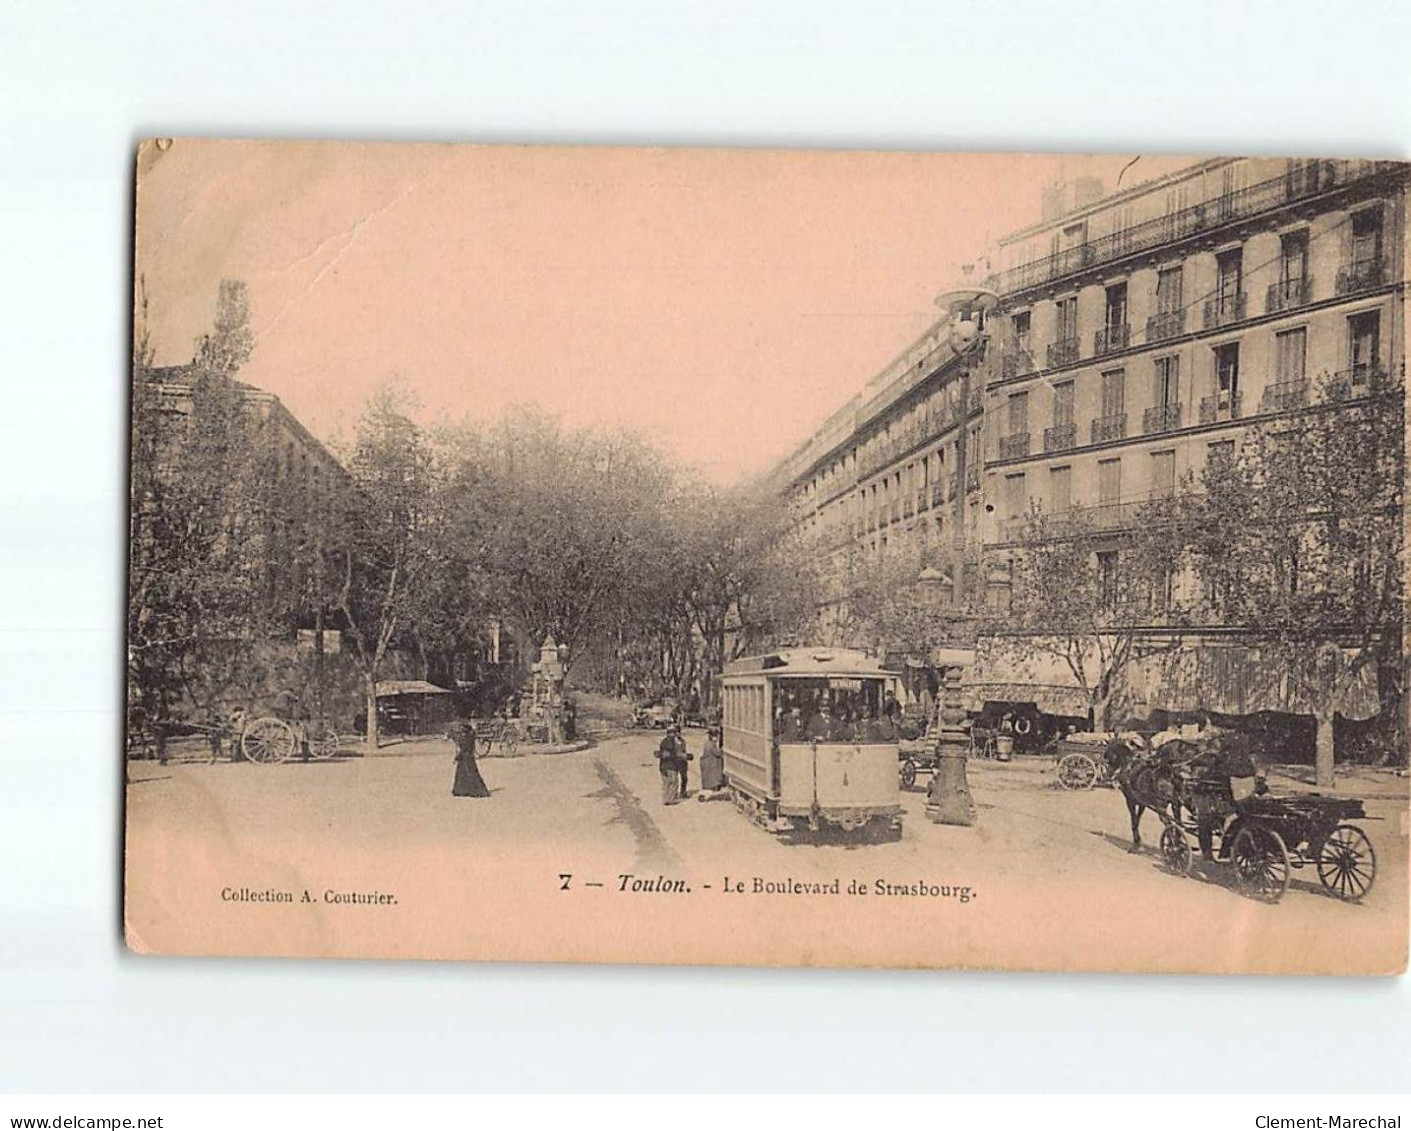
[777, 156, 1407, 751]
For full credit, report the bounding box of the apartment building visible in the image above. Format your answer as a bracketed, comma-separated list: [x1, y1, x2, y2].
[776, 311, 988, 627]
[981, 157, 1405, 560]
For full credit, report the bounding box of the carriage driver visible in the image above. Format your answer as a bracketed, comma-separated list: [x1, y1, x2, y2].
[1189, 723, 1265, 861]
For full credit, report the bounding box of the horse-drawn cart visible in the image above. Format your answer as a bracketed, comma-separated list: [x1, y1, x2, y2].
[1158, 787, 1377, 904]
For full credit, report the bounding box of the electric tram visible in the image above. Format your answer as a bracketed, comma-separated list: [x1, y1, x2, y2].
[720, 648, 903, 838]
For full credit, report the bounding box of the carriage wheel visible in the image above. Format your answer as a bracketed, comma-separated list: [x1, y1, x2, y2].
[1057, 752, 1098, 791]
[1316, 824, 1376, 902]
[306, 724, 340, 761]
[900, 758, 918, 790]
[1231, 826, 1291, 903]
[241, 717, 296, 765]
[1160, 825, 1193, 875]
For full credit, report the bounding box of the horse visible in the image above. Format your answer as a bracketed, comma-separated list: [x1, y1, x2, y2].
[1103, 736, 1199, 853]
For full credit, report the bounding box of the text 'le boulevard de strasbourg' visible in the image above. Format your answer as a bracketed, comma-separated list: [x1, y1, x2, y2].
[128, 153, 1408, 933]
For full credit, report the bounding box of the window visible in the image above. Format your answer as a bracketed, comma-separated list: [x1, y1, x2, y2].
[1349, 311, 1380, 378]
[1156, 266, 1183, 314]
[1214, 343, 1240, 405]
[1104, 282, 1127, 333]
[1056, 296, 1078, 342]
[1275, 328, 1307, 383]
[1216, 248, 1243, 305]
[1351, 208, 1383, 270]
[1049, 465, 1071, 513]
[1012, 310, 1031, 353]
[1100, 369, 1125, 418]
[1005, 473, 1027, 519]
[1151, 450, 1176, 498]
[1053, 381, 1075, 427]
[1007, 391, 1029, 435]
[1153, 356, 1180, 406]
[1097, 550, 1120, 611]
[1098, 458, 1121, 505]
[1280, 230, 1308, 289]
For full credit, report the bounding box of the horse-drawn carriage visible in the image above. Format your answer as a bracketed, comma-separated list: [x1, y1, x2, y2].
[1112, 737, 1378, 904]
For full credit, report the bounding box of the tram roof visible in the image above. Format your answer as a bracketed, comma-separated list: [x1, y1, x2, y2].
[723, 648, 899, 680]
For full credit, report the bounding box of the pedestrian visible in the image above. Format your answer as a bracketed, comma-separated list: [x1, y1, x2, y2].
[657, 725, 690, 805]
[699, 726, 725, 792]
[448, 720, 491, 798]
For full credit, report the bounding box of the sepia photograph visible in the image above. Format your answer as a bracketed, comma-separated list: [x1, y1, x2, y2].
[124, 139, 1409, 975]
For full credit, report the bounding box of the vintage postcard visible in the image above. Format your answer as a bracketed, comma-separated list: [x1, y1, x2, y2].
[125, 140, 1409, 973]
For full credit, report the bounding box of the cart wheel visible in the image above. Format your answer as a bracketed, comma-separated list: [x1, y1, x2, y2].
[306, 724, 340, 760]
[1057, 752, 1098, 791]
[900, 758, 918, 790]
[1160, 825, 1193, 875]
[241, 717, 296, 765]
[1316, 824, 1376, 902]
[1231, 826, 1291, 903]
[502, 726, 520, 757]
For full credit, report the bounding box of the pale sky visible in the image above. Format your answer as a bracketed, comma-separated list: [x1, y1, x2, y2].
[135, 141, 1191, 483]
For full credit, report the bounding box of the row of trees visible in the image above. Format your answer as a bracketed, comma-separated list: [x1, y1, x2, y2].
[128, 280, 822, 747]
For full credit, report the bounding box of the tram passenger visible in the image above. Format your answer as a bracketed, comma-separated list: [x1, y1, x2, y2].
[804, 692, 840, 742]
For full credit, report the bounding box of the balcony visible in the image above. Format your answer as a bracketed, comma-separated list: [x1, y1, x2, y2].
[1090, 413, 1127, 444]
[1336, 257, 1387, 295]
[1325, 365, 1384, 402]
[998, 432, 1031, 460]
[1202, 291, 1247, 330]
[1261, 379, 1308, 413]
[990, 160, 1395, 297]
[1143, 404, 1183, 434]
[1047, 337, 1080, 368]
[1265, 276, 1313, 314]
[1199, 392, 1243, 424]
[1146, 310, 1185, 343]
[1043, 422, 1077, 453]
[1093, 323, 1130, 357]
[1001, 350, 1035, 380]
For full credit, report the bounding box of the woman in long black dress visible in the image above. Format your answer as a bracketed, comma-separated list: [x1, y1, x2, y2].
[448, 720, 491, 798]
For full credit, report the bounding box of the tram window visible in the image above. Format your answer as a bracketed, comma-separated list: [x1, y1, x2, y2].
[772, 678, 897, 744]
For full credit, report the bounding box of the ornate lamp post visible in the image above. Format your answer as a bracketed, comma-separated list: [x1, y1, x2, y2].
[917, 566, 976, 826]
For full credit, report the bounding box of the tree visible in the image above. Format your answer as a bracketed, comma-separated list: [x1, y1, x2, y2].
[1003, 499, 1188, 728]
[333, 388, 440, 750]
[1185, 372, 1405, 783]
[128, 279, 277, 740]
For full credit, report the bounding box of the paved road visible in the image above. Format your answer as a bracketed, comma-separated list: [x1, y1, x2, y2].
[126, 728, 1409, 969]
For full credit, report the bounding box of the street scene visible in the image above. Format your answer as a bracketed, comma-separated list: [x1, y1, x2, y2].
[125, 141, 1409, 972]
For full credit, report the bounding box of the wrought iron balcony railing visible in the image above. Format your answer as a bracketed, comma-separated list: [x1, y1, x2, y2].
[1093, 323, 1130, 357]
[1001, 350, 1035, 380]
[1335, 257, 1387, 295]
[1143, 403, 1183, 434]
[1047, 337, 1080, 368]
[1043, 422, 1077, 453]
[1202, 291, 1246, 329]
[1199, 392, 1242, 424]
[990, 160, 1394, 296]
[1324, 365, 1385, 402]
[1146, 310, 1185, 343]
[1261, 379, 1308, 413]
[1090, 413, 1127, 444]
[998, 432, 1031, 460]
[1265, 276, 1313, 314]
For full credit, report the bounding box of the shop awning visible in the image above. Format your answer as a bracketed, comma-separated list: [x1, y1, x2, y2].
[1128, 643, 1381, 722]
[374, 680, 453, 698]
[963, 636, 1095, 716]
